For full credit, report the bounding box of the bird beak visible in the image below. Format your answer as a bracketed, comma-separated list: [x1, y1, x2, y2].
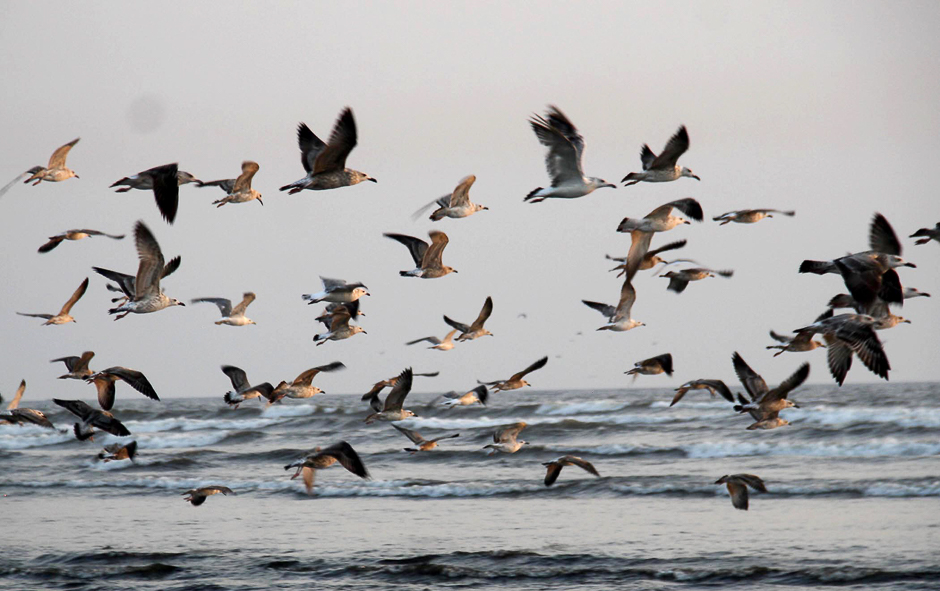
[258, 198, 264, 206]
[683, 220, 690, 225]
[483, 206, 489, 210]
[905, 263, 917, 268]
[691, 174, 701, 181]
[179, 302, 186, 306]
[368, 177, 377, 183]
[362, 330, 368, 334]
[453, 270, 459, 273]
[365, 292, 371, 296]
[74, 174, 80, 179]
[791, 402, 800, 408]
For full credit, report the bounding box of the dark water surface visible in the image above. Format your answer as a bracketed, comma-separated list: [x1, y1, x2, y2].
[2, 383, 938, 589]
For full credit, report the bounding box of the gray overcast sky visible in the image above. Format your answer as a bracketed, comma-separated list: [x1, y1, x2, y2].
[1, 1, 938, 401]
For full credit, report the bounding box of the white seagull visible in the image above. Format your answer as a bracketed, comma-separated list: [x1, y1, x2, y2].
[622, 126, 699, 186]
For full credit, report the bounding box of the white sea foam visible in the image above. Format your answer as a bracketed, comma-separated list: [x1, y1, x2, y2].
[0, 429, 74, 450]
[800, 405, 940, 428]
[682, 438, 940, 459]
[534, 400, 631, 415]
[124, 416, 282, 433]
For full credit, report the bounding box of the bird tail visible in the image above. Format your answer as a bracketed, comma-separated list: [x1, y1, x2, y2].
[524, 187, 543, 202]
[799, 260, 831, 274]
[430, 210, 445, 221]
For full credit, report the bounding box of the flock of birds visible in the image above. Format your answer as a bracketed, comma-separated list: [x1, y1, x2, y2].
[1, 105, 937, 511]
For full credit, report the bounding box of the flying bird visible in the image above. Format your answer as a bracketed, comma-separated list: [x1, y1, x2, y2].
[22, 138, 81, 186]
[713, 209, 795, 225]
[220, 365, 267, 408]
[302, 277, 369, 304]
[191, 292, 257, 326]
[622, 126, 699, 186]
[625, 353, 673, 379]
[661, 267, 734, 294]
[362, 370, 438, 412]
[479, 356, 548, 391]
[483, 422, 528, 455]
[671, 379, 734, 407]
[525, 105, 615, 203]
[17, 277, 89, 325]
[364, 368, 416, 423]
[392, 423, 460, 453]
[313, 306, 366, 345]
[793, 310, 889, 385]
[406, 329, 458, 351]
[715, 474, 767, 510]
[38, 229, 124, 253]
[616, 198, 704, 280]
[765, 328, 826, 357]
[606, 239, 690, 277]
[279, 107, 376, 194]
[183, 486, 235, 506]
[0, 408, 55, 429]
[314, 300, 364, 328]
[284, 441, 369, 495]
[111, 169, 200, 193]
[384, 230, 457, 278]
[444, 296, 494, 340]
[111, 163, 182, 223]
[542, 456, 600, 486]
[211, 161, 263, 207]
[85, 366, 160, 411]
[730, 352, 808, 430]
[441, 385, 489, 407]
[98, 440, 138, 462]
[413, 174, 489, 221]
[263, 362, 345, 405]
[583, 276, 643, 332]
[93, 255, 181, 306]
[53, 398, 131, 441]
[107, 221, 185, 319]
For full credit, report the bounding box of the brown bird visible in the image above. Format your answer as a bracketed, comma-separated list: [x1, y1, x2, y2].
[85, 366, 160, 411]
[362, 370, 438, 412]
[17, 277, 89, 325]
[444, 296, 494, 341]
[284, 441, 369, 495]
[384, 230, 457, 278]
[183, 486, 236, 506]
[98, 440, 138, 462]
[51, 351, 96, 380]
[392, 424, 460, 453]
[111, 163, 182, 223]
[478, 356, 548, 392]
[38, 229, 124, 253]
[715, 474, 767, 510]
[22, 138, 81, 186]
[53, 398, 131, 441]
[542, 456, 601, 486]
[730, 352, 808, 430]
[671, 379, 734, 407]
[625, 353, 673, 380]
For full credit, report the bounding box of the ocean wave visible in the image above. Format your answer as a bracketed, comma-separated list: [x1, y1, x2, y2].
[0, 428, 75, 450]
[682, 438, 940, 459]
[800, 405, 940, 428]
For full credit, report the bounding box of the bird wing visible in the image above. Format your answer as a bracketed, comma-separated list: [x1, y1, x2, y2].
[296, 122, 327, 173]
[639, 144, 656, 171]
[736, 474, 767, 493]
[384, 233, 428, 266]
[38, 236, 65, 253]
[48, 138, 80, 168]
[449, 174, 476, 207]
[144, 163, 181, 224]
[89, 376, 116, 411]
[106, 367, 160, 401]
[494, 422, 526, 443]
[768, 330, 792, 344]
[91, 411, 131, 437]
[648, 353, 674, 375]
[313, 107, 357, 174]
[0, 168, 41, 198]
[232, 161, 259, 192]
[320, 276, 348, 290]
[322, 441, 369, 478]
[221, 365, 250, 391]
[624, 230, 655, 280]
[133, 221, 165, 298]
[329, 307, 353, 331]
[649, 126, 689, 170]
[766, 362, 810, 402]
[731, 352, 769, 399]
[567, 456, 600, 477]
[837, 322, 890, 379]
[17, 312, 54, 320]
[530, 106, 584, 185]
[825, 335, 853, 386]
[726, 480, 749, 510]
[407, 336, 442, 346]
[613, 278, 637, 321]
[192, 297, 233, 317]
[443, 315, 472, 333]
[869, 212, 902, 256]
[422, 231, 449, 269]
[702, 379, 735, 403]
[646, 239, 687, 259]
[383, 368, 414, 411]
[470, 296, 493, 331]
[392, 423, 425, 444]
[231, 292, 256, 316]
[58, 277, 89, 315]
[197, 178, 236, 192]
[663, 198, 704, 222]
[5, 380, 25, 410]
[509, 356, 548, 382]
[53, 398, 95, 420]
[293, 361, 345, 386]
[544, 462, 563, 486]
[582, 300, 617, 319]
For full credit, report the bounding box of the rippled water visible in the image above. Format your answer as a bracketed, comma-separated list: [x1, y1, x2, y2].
[2, 383, 938, 589]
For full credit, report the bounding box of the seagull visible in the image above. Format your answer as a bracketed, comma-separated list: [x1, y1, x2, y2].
[622, 126, 699, 186]
[191, 292, 257, 326]
[524, 105, 615, 203]
[364, 368, 416, 423]
[263, 362, 345, 405]
[625, 353, 673, 380]
[93, 255, 181, 306]
[479, 356, 548, 392]
[220, 365, 266, 408]
[826, 294, 911, 330]
[53, 398, 131, 441]
[483, 422, 528, 455]
[362, 370, 438, 412]
[444, 296, 494, 340]
[441, 385, 489, 407]
[606, 239, 689, 277]
[384, 230, 457, 278]
[413, 175, 488, 221]
[110, 163, 182, 223]
[715, 474, 767, 510]
[211, 161, 262, 207]
[111, 169, 200, 192]
[284, 441, 369, 495]
[583, 276, 643, 332]
[315, 300, 364, 328]
[713, 209, 795, 225]
[183, 486, 236, 506]
[313, 306, 366, 345]
[392, 424, 460, 453]
[730, 352, 808, 430]
[107, 221, 185, 320]
[910, 223, 940, 245]
[766, 328, 826, 357]
[98, 440, 137, 462]
[793, 310, 889, 385]
[85, 367, 160, 411]
[542, 456, 600, 486]
[22, 138, 81, 186]
[670, 379, 734, 407]
[17, 277, 88, 325]
[38, 229, 125, 253]
[0, 408, 55, 429]
[662, 267, 734, 293]
[616, 198, 704, 280]
[302, 277, 369, 304]
[406, 329, 458, 351]
[800, 213, 915, 307]
[279, 107, 376, 194]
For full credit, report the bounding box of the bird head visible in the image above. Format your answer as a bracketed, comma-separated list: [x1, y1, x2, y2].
[681, 167, 700, 181]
